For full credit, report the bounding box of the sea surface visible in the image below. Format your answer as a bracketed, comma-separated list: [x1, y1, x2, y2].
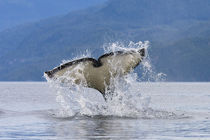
[0, 82, 210, 139]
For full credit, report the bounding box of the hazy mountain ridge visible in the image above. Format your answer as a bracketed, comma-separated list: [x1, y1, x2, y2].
[0, 0, 107, 31]
[0, 0, 210, 81]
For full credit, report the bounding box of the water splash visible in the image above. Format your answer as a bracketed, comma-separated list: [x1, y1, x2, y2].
[45, 41, 176, 119]
[103, 41, 149, 53]
[61, 49, 92, 64]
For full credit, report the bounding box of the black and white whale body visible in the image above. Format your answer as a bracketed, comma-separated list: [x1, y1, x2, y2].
[45, 48, 145, 99]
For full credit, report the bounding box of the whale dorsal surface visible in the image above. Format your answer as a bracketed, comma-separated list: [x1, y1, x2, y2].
[45, 48, 145, 98]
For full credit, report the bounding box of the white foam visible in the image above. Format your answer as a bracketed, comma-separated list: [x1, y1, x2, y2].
[45, 41, 175, 119]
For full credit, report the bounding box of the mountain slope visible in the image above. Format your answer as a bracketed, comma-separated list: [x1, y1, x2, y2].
[0, 0, 210, 81]
[0, 0, 107, 31]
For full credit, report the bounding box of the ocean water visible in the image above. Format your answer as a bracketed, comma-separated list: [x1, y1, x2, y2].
[0, 82, 210, 140]
[1, 41, 209, 139]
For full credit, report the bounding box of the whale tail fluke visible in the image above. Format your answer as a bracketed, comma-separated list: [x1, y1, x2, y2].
[44, 48, 145, 101]
[138, 48, 145, 57]
[44, 71, 53, 78]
